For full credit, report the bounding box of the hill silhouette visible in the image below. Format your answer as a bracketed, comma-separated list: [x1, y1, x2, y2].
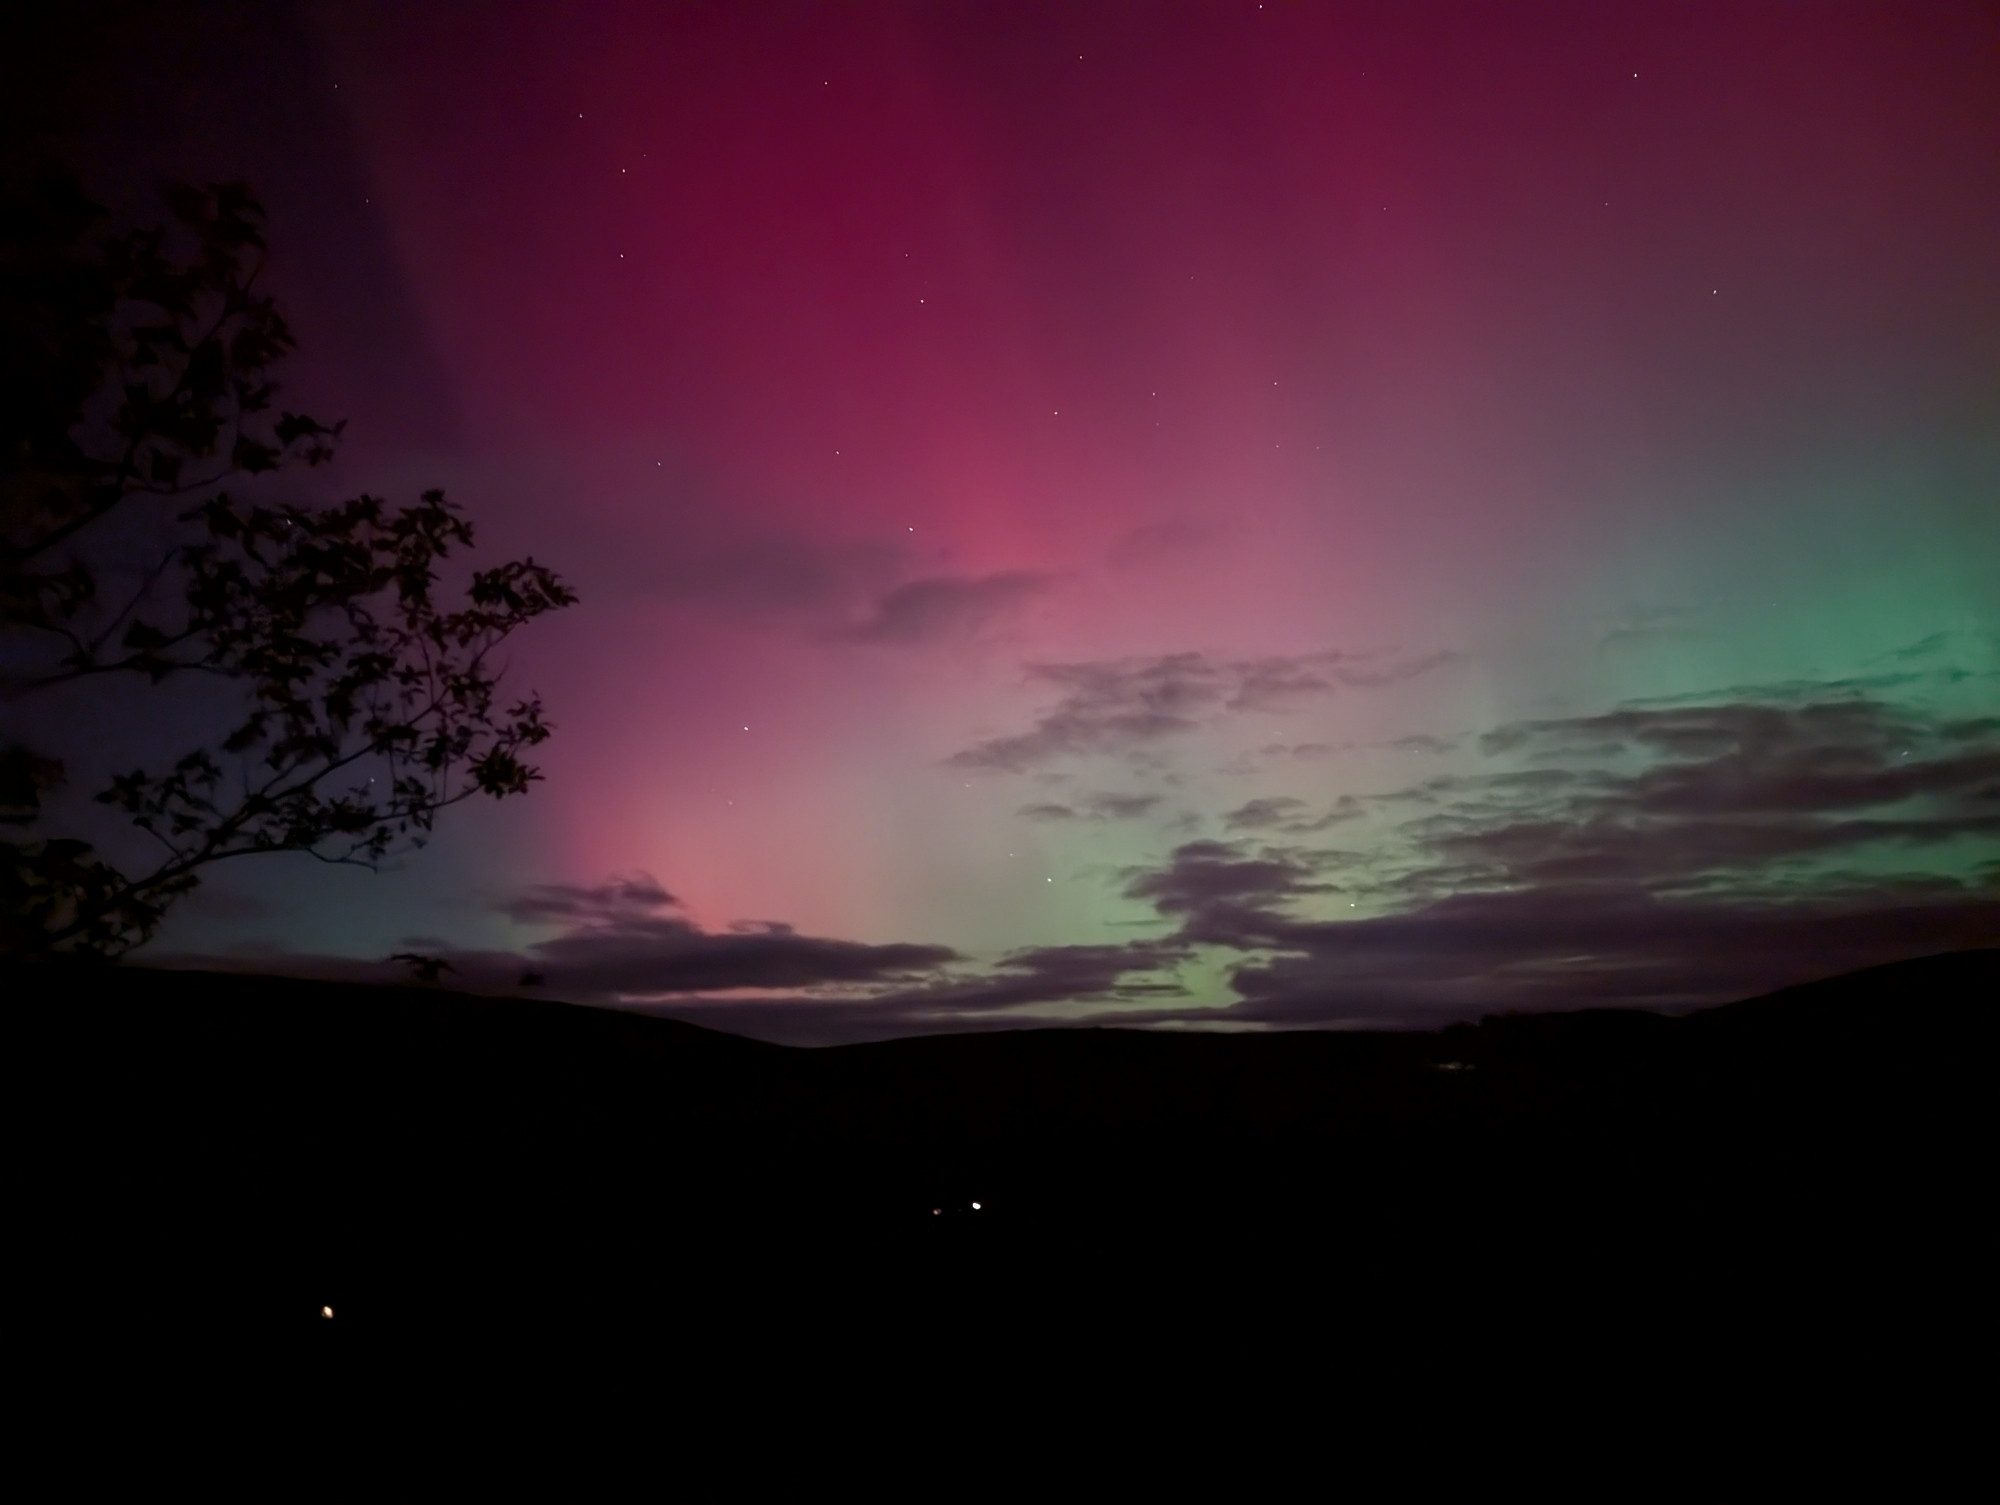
[15, 948, 1992, 1398]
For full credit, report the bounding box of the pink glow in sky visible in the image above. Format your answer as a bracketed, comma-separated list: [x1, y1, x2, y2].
[38, 2, 1997, 1039]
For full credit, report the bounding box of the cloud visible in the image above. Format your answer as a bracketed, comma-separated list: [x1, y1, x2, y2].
[489, 878, 956, 996]
[872, 941, 1189, 1014]
[1018, 802, 1078, 822]
[949, 649, 1455, 772]
[1213, 882, 2000, 1026]
[602, 938, 1190, 1045]
[1435, 699, 2000, 893]
[1223, 795, 1362, 833]
[837, 572, 1049, 646]
[1890, 632, 1950, 662]
[249, 878, 959, 1009]
[1222, 796, 1311, 830]
[1121, 840, 1343, 946]
[1087, 792, 1164, 820]
[1018, 791, 1164, 823]
[1108, 690, 2000, 1023]
[500, 875, 679, 923]
[150, 877, 1183, 1046]
[952, 653, 1215, 771]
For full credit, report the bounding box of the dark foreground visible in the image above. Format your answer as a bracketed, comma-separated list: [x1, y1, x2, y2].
[13, 949, 1994, 1428]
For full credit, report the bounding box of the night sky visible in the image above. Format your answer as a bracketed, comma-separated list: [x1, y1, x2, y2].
[15, 2, 1998, 1041]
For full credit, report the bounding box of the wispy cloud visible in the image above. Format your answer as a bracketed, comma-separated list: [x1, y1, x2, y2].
[1223, 795, 1362, 833]
[1387, 734, 1457, 755]
[1017, 791, 1164, 822]
[496, 878, 960, 995]
[229, 879, 962, 1007]
[950, 649, 1456, 772]
[1108, 690, 2000, 1022]
[1018, 801, 1077, 821]
[1088, 792, 1165, 819]
[626, 940, 1189, 1045]
[871, 941, 1189, 1015]
[1203, 880, 1998, 1026]
[1440, 699, 2000, 893]
[837, 572, 1050, 646]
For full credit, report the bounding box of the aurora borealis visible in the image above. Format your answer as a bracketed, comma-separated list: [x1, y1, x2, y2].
[17, 1, 1997, 1040]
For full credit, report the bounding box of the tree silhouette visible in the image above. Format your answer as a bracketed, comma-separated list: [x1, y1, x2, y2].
[391, 952, 457, 985]
[2, 164, 576, 956]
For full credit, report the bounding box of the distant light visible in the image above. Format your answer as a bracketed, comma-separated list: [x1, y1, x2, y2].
[933, 1208, 940, 1215]
[321, 1306, 334, 1319]
[972, 1202, 982, 1210]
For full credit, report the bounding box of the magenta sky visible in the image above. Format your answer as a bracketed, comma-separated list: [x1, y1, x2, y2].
[26, 2, 1999, 1039]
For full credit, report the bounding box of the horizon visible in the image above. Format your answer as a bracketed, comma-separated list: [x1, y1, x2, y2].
[7, 1, 1997, 1044]
[42, 944, 1992, 1052]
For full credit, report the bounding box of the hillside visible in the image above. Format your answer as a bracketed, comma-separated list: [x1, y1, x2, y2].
[14, 948, 1993, 1366]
